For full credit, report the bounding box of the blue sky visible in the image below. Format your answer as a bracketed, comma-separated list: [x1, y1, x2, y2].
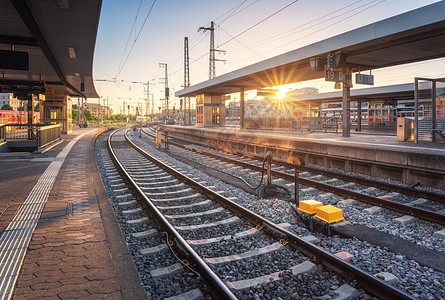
[92, 0, 443, 114]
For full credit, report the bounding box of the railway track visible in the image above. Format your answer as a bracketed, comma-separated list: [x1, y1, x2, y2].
[101, 128, 417, 299]
[142, 127, 444, 226]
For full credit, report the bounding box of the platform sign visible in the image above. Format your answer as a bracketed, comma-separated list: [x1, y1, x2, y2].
[325, 69, 346, 83]
[45, 87, 54, 94]
[356, 73, 374, 85]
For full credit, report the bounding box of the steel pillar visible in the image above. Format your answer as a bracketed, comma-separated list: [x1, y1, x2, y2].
[342, 68, 351, 137]
[240, 88, 245, 129]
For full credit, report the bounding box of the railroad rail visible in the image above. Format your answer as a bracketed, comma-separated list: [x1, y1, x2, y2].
[142, 128, 445, 226]
[108, 129, 236, 299]
[110, 128, 413, 299]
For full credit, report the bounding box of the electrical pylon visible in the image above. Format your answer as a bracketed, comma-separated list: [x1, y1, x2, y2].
[199, 21, 226, 79]
[159, 63, 169, 121]
[184, 37, 190, 124]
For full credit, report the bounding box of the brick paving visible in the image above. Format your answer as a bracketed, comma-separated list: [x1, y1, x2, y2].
[9, 128, 147, 299]
[0, 159, 50, 234]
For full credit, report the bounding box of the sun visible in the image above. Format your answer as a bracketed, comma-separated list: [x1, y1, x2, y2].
[276, 86, 287, 98]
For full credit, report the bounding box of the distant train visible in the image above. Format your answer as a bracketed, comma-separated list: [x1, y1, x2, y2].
[0, 110, 40, 124]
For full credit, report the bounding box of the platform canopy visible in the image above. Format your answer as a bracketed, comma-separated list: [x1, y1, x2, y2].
[290, 82, 438, 105]
[0, 0, 101, 98]
[176, 1, 445, 98]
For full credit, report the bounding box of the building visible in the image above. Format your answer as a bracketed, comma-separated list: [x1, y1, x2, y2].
[85, 102, 113, 119]
[0, 93, 24, 110]
[286, 87, 319, 97]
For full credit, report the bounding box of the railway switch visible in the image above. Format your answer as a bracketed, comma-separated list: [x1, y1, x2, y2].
[314, 205, 344, 223]
[297, 200, 323, 214]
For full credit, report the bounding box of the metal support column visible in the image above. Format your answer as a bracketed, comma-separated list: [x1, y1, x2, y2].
[357, 100, 362, 132]
[27, 94, 34, 139]
[240, 88, 245, 129]
[414, 78, 419, 143]
[432, 80, 437, 143]
[342, 68, 351, 137]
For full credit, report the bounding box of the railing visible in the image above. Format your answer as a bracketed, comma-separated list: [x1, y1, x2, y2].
[37, 124, 62, 148]
[3, 123, 61, 150]
[4, 124, 40, 139]
[306, 116, 340, 133]
[242, 116, 341, 133]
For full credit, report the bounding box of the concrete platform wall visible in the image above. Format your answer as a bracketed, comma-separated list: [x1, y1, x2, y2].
[165, 126, 445, 189]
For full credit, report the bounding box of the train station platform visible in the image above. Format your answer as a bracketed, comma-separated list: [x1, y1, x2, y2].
[164, 125, 445, 189]
[0, 128, 147, 299]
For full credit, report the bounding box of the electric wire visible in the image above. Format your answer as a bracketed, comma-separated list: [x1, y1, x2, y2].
[164, 0, 259, 79]
[277, 0, 386, 51]
[169, 0, 300, 80]
[229, 0, 372, 53]
[115, 0, 143, 79]
[217, 0, 300, 49]
[116, 0, 158, 79]
[220, 0, 386, 68]
[218, 25, 260, 56]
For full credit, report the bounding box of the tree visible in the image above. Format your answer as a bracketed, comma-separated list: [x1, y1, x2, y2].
[84, 109, 96, 121]
[1, 104, 13, 110]
[34, 103, 39, 112]
[72, 110, 78, 123]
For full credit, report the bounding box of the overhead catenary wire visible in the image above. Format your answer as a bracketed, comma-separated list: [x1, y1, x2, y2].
[169, 0, 300, 80]
[214, 0, 386, 70]
[116, 0, 158, 79]
[115, 0, 143, 79]
[217, 0, 300, 49]
[163, 0, 259, 79]
[228, 0, 380, 54]
[173, 1, 385, 94]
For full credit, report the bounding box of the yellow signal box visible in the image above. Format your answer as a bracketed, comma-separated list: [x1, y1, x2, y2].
[314, 205, 344, 223]
[298, 200, 323, 215]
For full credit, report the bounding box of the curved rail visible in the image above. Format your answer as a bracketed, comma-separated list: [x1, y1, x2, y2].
[129, 128, 414, 300]
[144, 129, 444, 225]
[108, 129, 237, 300]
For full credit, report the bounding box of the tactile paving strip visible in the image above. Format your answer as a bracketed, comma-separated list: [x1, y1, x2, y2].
[0, 130, 94, 300]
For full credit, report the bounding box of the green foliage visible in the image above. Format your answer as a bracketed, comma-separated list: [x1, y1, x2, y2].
[0, 104, 13, 110]
[72, 110, 78, 122]
[84, 109, 96, 121]
[34, 103, 39, 112]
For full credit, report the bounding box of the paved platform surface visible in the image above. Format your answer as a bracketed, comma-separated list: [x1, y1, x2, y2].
[172, 125, 445, 155]
[0, 128, 147, 299]
[166, 124, 445, 188]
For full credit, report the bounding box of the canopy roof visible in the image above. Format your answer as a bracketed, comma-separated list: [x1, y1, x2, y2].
[176, 1, 445, 98]
[0, 0, 101, 98]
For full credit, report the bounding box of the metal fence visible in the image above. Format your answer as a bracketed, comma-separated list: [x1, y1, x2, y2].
[3, 123, 61, 149]
[243, 116, 340, 133]
[37, 124, 62, 148]
[4, 124, 40, 139]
